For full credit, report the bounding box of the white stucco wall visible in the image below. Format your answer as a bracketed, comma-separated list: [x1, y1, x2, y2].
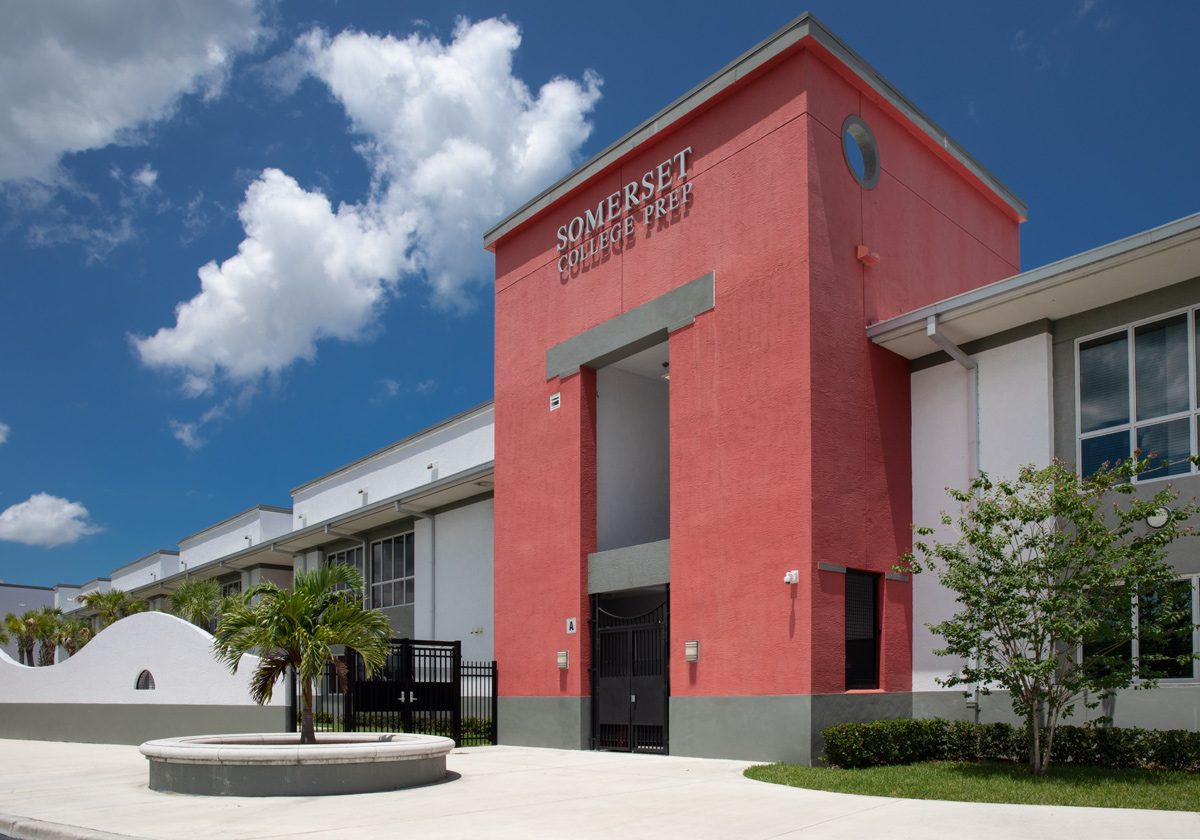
[596, 367, 670, 552]
[110, 551, 181, 592]
[179, 509, 293, 569]
[292, 407, 494, 527]
[0, 611, 281, 706]
[910, 333, 1054, 692]
[413, 499, 494, 662]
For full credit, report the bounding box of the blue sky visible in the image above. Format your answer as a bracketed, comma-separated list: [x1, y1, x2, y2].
[2, 1, 1198, 588]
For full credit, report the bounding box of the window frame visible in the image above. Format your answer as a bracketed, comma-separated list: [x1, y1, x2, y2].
[369, 531, 415, 609]
[1133, 573, 1200, 683]
[1075, 305, 1200, 484]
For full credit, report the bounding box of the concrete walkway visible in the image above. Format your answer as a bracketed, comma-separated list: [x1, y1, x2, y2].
[0, 740, 1197, 840]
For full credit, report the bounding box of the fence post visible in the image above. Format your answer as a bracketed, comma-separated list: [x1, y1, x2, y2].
[286, 667, 296, 733]
[491, 660, 499, 746]
[345, 650, 357, 733]
[452, 641, 463, 747]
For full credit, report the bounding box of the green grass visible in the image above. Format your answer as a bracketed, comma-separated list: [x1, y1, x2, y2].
[745, 760, 1200, 812]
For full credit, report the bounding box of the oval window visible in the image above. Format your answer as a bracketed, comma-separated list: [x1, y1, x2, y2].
[135, 670, 156, 690]
[842, 115, 880, 189]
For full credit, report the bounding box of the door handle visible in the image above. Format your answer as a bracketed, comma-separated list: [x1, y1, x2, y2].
[631, 694, 636, 704]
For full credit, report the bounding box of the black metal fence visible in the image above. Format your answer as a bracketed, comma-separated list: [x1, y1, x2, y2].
[288, 638, 497, 747]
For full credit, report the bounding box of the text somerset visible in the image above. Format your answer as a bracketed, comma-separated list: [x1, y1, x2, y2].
[556, 147, 693, 272]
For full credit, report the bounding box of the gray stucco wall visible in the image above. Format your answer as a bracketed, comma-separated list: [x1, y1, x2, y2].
[588, 540, 670, 594]
[0, 703, 286, 745]
[498, 696, 590, 750]
[1052, 275, 1200, 576]
[670, 695, 812, 764]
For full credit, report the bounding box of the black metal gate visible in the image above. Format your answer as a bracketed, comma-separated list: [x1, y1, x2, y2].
[590, 598, 669, 753]
[289, 638, 497, 747]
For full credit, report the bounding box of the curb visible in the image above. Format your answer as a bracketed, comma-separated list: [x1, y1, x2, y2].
[0, 815, 152, 840]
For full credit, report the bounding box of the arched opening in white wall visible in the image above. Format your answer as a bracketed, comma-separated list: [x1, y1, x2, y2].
[135, 670, 156, 690]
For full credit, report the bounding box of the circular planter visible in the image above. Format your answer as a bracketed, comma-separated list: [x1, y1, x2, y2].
[140, 732, 455, 796]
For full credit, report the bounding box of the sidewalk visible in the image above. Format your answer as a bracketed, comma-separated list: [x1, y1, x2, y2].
[0, 739, 1197, 839]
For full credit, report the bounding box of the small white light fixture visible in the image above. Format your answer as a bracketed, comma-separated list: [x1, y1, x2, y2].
[550, 393, 561, 411]
[684, 640, 699, 663]
[1147, 507, 1171, 529]
[783, 570, 800, 585]
[557, 650, 569, 670]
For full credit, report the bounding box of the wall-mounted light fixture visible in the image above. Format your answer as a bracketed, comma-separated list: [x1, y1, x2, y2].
[557, 650, 569, 670]
[783, 570, 799, 585]
[684, 640, 699, 663]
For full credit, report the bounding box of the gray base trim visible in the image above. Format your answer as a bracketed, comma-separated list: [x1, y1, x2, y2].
[498, 697, 590, 750]
[0, 704, 286, 745]
[671, 695, 812, 764]
[147, 752, 446, 797]
[588, 540, 670, 593]
[546, 272, 714, 379]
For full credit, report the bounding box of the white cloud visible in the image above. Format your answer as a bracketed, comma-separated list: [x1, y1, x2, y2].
[137, 18, 601, 396]
[0, 421, 8, 445]
[0, 0, 264, 184]
[0, 493, 102, 548]
[170, 420, 205, 450]
[132, 164, 159, 190]
[1009, 29, 1030, 53]
[1076, 0, 1097, 21]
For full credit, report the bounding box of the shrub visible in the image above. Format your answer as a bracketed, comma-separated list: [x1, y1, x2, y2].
[820, 718, 1200, 771]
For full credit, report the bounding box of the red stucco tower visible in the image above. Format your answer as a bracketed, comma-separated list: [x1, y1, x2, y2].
[485, 13, 1024, 763]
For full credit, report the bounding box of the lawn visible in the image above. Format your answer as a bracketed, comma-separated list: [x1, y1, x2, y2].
[745, 760, 1200, 812]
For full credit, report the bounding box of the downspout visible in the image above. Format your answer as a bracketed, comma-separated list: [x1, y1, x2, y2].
[396, 505, 435, 639]
[926, 314, 981, 722]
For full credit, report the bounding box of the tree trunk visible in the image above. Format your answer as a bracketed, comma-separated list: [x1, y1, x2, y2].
[22, 643, 34, 667]
[38, 642, 54, 667]
[300, 678, 316, 745]
[1026, 711, 1040, 774]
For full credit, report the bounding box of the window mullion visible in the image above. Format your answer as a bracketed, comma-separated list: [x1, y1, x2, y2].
[1127, 325, 1137, 461]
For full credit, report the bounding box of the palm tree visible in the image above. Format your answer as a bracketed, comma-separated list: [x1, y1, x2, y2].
[214, 564, 391, 745]
[169, 579, 222, 629]
[3, 613, 30, 665]
[32, 606, 63, 666]
[56, 617, 91, 657]
[8, 610, 38, 666]
[79, 589, 146, 629]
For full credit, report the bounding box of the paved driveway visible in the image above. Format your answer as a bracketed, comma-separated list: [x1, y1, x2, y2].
[0, 740, 1197, 839]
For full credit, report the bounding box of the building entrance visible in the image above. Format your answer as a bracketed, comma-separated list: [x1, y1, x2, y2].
[590, 588, 669, 753]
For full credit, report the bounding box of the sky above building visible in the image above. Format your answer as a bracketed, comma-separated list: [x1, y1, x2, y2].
[1, 0, 1197, 588]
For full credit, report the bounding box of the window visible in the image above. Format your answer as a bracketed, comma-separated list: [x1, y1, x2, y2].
[135, 670, 156, 690]
[220, 579, 242, 599]
[326, 546, 365, 601]
[370, 532, 414, 608]
[1084, 576, 1199, 682]
[1136, 576, 1198, 680]
[1077, 311, 1198, 480]
[845, 570, 879, 690]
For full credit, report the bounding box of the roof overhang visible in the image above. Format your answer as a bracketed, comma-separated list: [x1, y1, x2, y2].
[483, 11, 1025, 251]
[867, 212, 1200, 360]
[275, 461, 494, 553]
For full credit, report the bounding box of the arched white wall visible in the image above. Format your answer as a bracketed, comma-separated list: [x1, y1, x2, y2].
[0, 611, 282, 706]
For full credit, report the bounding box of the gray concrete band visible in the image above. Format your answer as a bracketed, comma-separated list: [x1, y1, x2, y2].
[588, 539, 670, 593]
[0, 704, 286, 745]
[546, 272, 714, 380]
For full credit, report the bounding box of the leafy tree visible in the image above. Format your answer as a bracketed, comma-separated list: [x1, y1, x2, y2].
[900, 457, 1200, 775]
[56, 617, 91, 657]
[32, 606, 63, 666]
[213, 564, 391, 745]
[79, 589, 146, 629]
[169, 579, 223, 629]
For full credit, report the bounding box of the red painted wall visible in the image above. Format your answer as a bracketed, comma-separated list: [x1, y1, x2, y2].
[492, 40, 1020, 701]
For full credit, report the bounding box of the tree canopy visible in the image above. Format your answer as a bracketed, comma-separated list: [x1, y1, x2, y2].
[900, 457, 1200, 775]
[213, 564, 391, 744]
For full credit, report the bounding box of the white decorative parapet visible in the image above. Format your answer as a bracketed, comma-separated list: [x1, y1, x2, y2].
[0, 611, 282, 706]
